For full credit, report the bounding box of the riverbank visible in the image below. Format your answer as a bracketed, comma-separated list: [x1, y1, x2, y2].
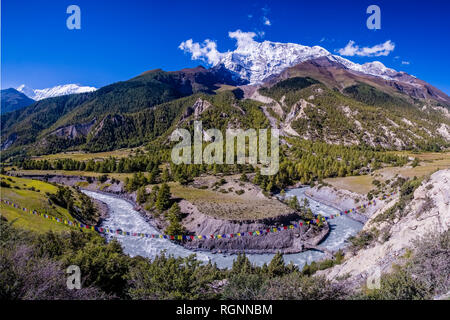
[10, 172, 331, 255]
[304, 184, 396, 224]
[83, 188, 354, 269]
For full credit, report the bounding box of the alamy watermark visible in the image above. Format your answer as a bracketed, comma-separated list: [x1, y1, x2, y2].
[366, 5, 381, 30]
[170, 121, 279, 175]
[66, 5, 81, 30]
[66, 265, 81, 290]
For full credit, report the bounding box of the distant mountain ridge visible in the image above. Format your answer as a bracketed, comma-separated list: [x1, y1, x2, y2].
[206, 38, 407, 83]
[212, 40, 449, 104]
[17, 84, 97, 100]
[1, 48, 450, 159]
[259, 56, 450, 103]
[1, 88, 35, 115]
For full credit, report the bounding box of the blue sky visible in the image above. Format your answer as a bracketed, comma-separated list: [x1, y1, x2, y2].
[2, 0, 450, 94]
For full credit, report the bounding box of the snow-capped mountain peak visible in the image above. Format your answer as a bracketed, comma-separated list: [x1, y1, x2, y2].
[16, 85, 36, 99]
[180, 31, 407, 85]
[217, 40, 404, 84]
[17, 84, 97, 100]
[217, 38, 335, 84]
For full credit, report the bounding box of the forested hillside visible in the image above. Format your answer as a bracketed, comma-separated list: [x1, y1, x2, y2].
[0, 67, 239, 158]
[0, 88, 35, 115]
[257, 77, 450, 151]
[2, 66, 449, 161]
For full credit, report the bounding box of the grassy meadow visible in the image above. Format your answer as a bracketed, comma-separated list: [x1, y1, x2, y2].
[169, 177, 291, 221]
[324, 151, 450, 194]
[31, 148, 139, 161]
[0, 175, 77, 233]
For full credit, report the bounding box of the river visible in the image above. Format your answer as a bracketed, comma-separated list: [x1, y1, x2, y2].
[82, 187, 363, 269]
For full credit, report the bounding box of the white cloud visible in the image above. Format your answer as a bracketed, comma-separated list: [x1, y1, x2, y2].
[178, 39, 224, 65]
[228, 30, 258, 52]
[336, 40, 395, 57]
[261, 6, 271, 26]
[248, 14, 253, 19]
[179, 30, 260, 66]
[401, 61, 410, 65]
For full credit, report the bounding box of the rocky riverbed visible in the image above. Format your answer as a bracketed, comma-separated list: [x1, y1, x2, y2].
[83, 187, 362, 269]
[12, 173, 330, 254]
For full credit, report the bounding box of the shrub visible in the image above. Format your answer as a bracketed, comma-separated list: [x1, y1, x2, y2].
[63, 239, 130, 297]
[349, 231, 374, 251]
[222, 273, 265, 300]
[258, 273, 349, 300]
[360, 266, 430, 300]
[127, 254, 220, 300]
[0, 181, 11, 188]
[407, 231, 450, 296]
[98, 174, 109, 183]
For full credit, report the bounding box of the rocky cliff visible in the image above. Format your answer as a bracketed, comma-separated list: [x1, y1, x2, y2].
[317, 169, 450, 289]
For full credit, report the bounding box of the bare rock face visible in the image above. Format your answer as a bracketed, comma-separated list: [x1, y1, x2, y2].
[317, 169, 450, 288]
[305, 186, 394, 223]
[181, 98, 212, 121]
[0, 133, 17, 150]
[50, 118, 96, 139]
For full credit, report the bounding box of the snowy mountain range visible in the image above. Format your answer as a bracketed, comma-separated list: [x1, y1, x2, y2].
[17, 84, 97, 101]
[217, 41, 411, 85]
[181, 31, 414, 85]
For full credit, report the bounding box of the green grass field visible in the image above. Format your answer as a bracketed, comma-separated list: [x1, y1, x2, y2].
[10, 169, 134, 182]
[169, 179, 291, 221]
[0, 175, 78, 233]
[30, 148, 140, 161]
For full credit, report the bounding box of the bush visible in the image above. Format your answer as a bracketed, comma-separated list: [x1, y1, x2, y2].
[0, 221, 107, 300]
[98, 174, 109, 183]
[0, 181, 11, 188]
[360, 266, 430, 300]
[62, 239, 130, 297]
[258, 273, 349, 300]
[407, 231, 450, 296]
[127, 254, 220, 300]
[0, 244, 107, 300]
[222, 273, 265, 300]
[349, 231, 374, 251]
[239, 173, 249, 182]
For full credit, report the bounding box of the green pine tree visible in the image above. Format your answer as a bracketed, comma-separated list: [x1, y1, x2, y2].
[136, 186, 147, 204]
[268, 252, 287, 277]
[155, 183, 171, 211]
